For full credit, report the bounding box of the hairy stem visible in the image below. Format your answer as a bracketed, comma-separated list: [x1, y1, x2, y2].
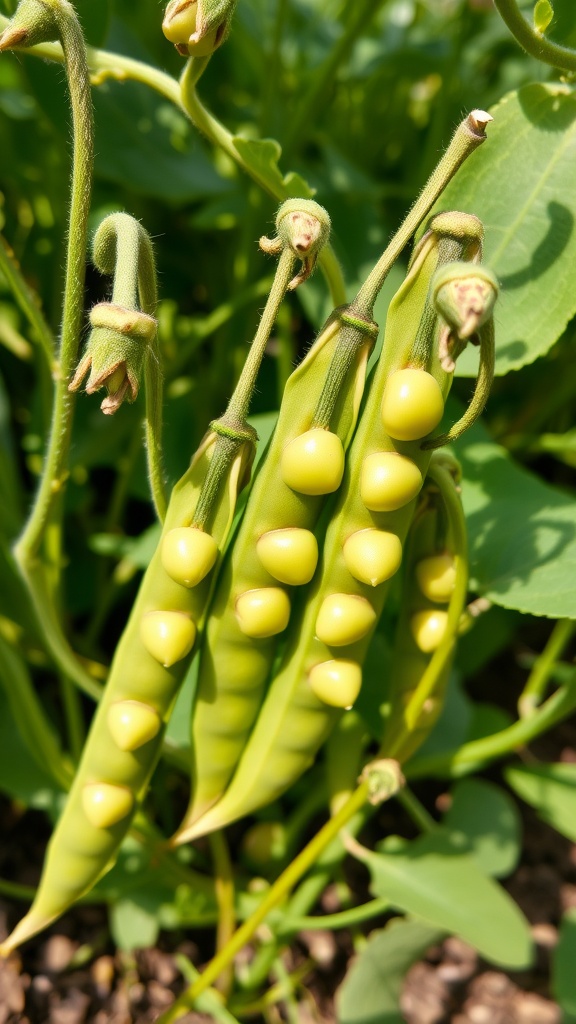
[493, 0, 576, 71]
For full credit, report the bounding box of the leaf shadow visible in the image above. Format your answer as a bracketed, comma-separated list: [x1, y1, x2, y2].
[518, 82, 576, 133]
[459, 444, 576, 600]
[498, 200, 574, 291]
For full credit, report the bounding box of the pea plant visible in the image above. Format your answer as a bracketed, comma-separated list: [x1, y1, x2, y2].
[0, 0, 575, 1020]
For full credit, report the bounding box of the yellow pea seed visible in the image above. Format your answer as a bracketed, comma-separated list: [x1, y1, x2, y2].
[281, 428, 344, 495]
[82, 783, 134, 830]
[360, 451, 422, 511]
[235, 588, 291, 639]
[140, 610, 196, 667]
[343, 529, 403, 587]
[416, 553, 457, 603]
[381, 368, 444, 441]
[315, 593, 376, 646]
[309, 659, 362, 708]
[410, 609, 449, 653]
[107, 701, 161, 752]
[161, 527, 218, 588]
[256, 528, 318, 585]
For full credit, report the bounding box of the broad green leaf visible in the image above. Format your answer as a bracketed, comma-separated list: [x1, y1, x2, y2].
[552, 908, 576, 1021]
[455, 421, 576, 617]
[93, 80, 230, 202]
[232, 136, 315, 200]
[109, 893, 160, 951]
[444, 779, 522, 878]
[505, 762, 576, 842]
[536, 428, 576, 468]
[336, 917, 444, 1024]
[435, 83, 576, 376]
[356, 831, 533, 968]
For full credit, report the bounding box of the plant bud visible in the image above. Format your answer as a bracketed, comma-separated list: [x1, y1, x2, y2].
[161, 527, 218, 587]
[107, 701, 161, 752]
[360, 451, 422, 512]
[162, 0, 235, 57]
[235, 588, 291, 638]
[140, 610, 197, 667]
[432, 263, 498, 340]
[343, 529, 403, 587]
[309, 659, 362, 709]
[82, 783, 134, 830]
[315, 593, 376, 647]
[260, 200, 331, 288]
[256, 528, 318, 586]
[281, 428, 344, 495]
[0, 0, 56, 51]
[410, 609, 449, 653]
[415, 553, 456, 604]
[381, 369, 444, 442]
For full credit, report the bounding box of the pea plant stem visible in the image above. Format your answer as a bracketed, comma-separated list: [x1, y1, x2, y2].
[0, 16, 347, 309]
[277, 896, 391, 937]
[209, 831, 236, 997]
[493, 0, 576, 71]
[156, 783, 371, 1023]
[406, 670, 576, 781]
[395, 785, 436, 833]
[354, 110, 491, 316]
[518, 618, 575, 718]
[11, 0, 93, 573]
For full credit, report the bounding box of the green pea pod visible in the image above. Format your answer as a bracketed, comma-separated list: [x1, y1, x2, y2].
[381, 455, 469, 763]
[181, 213, 482, 838]
[173, 310, 375, 843]
[0, 433, 252, 954]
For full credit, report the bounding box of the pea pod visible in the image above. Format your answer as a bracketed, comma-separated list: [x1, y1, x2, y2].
[381, 454, 469, 763]
[0, 199, 326, 953]
[176, 213, 485, 839]
[173, 109, 493, 844]
[174, 308, 376, 838]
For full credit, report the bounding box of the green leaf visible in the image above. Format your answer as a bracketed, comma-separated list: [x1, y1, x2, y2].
[444, 779, 522, 878]
[435, 83, 576, 375]
[455, 421, 576, 618]
[552, 908, 576, 1021]
[533, 0, 554, 34]
[336, 917, 444, 1024]
[231, 136, 315, 199]
[356, 831, 533, 968]
[505, 762, 576, 842]
[93, 80, 230, 202]
[109, 893, 160, 951]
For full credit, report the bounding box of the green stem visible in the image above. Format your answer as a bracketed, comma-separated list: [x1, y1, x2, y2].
[354, 111, 491, 316]
[0, 234, 55, 369]
[283, 0, 388, 158]
[13, 0, 94, 569]
[59, 671, 85, 763]
[423, 319, 495, 450]
[518, 618, 575, 718]
[178, 60, 347, 308]
[278, 896, 391, 937]
[192, 246, 296, 530]
[395, 786, 436, 833]
[493, 0, 576, 71]
[209, 831, 236, 996]
[0, 879, 37, 902]
[406, 671, 576, 780]
[155, 784, 371, 1023]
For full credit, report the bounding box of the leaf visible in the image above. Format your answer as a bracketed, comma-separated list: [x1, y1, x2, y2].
[444, 778, 522, 878]
[455, 417, 576, 618]
[336, 917, 444, 1024]
[231, 136, 315, 199]
[533, 0, 554, 34]
[356, 831, 533, 968]
[109, 893, 160, 952]
[93, 80, 230, 202]
[552, 908, 576, 1021]
[505, 762, 576, 842]
[435, 83, 576, 375]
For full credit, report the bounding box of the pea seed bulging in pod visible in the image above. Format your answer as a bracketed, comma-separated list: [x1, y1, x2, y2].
[81, 783, 134, 830]
[140, 610, 197, 667]
[281, 428, 344, 495]
[343, 529, 403, 587]
[107, 701, 161, 752]
[315, 593, 377, 646]
[415, 553, 457, 603]
[381, 368, 444, 441]
[235, 588, 291, 638]
[360, 451, 423, 512]
[256, 528, 318, 586]
[410, 608, 449, 653]
[161, 527, 218, 588]
[309, 659, 362, 708]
